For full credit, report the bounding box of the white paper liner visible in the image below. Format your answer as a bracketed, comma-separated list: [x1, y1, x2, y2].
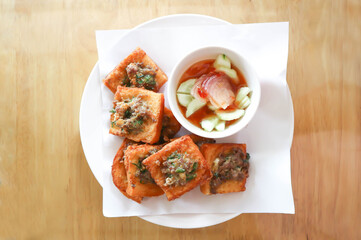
[96, 22, 294, 217]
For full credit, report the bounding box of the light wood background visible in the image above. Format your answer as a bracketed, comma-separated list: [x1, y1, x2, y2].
[0, 0, 360, 239]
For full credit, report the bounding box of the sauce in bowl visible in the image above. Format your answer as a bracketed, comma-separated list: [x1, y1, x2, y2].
[176, 56, 250, 132]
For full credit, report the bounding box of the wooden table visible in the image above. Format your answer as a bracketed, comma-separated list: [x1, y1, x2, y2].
[0, 0, 360, 239]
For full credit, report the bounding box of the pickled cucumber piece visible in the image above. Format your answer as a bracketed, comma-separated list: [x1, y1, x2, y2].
[186, 98, 206, 117]
[177, 79, 196, 94]
[235, 87, 251, 105]
[215, 67, 239, 84]
[177, 93, 193, 107]
[213, 54, 231, 69]
[201, 116, 219, 132]
[237, 96, 251, 109]
[215, 120, 226, 131]
[215, 109, 245, 121]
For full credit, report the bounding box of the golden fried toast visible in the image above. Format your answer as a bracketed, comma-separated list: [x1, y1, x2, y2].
[103, 47, 167, 93]
[143, 135, 212, 201]
[124, 144, 164, 197]
[109, 86, 164, 144]
[167, 134, 215, 146]
[188, 134, 216, 148]
[200, 143, 249, 195]
[111, 139, 142, 203]
[158, 107, 181, 143]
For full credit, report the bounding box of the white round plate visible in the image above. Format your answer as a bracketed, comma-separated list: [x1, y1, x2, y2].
[79, 14, 294, 229]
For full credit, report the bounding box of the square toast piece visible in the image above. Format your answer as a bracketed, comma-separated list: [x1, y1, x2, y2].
[200, 143, 250, 195]
[124, 144, 164, 197]
[143, 135, 212, 201]
[158, 107, 181, 143]
[103, 47, 168, 93]
[111, 139, 142, 203]
[188, 134, 216, 148]
[168, 134, 215, 148]
[109, 86, 164, 144]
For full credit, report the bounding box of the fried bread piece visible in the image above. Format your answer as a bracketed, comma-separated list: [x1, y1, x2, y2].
[143, 135, 212, 201]
[158, 107, 181, 143]
[103, 47, 168, 93]
[111, 139, 142, 203]
[188, 134, 216, 148]
[168, 134, 215, 147]
[109, 86, 164, 144]
[200, 143, 250, 195]
[124, 144, 164, 197]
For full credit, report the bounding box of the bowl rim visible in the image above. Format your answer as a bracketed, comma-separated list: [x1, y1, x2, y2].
[167, 45, 261, 138]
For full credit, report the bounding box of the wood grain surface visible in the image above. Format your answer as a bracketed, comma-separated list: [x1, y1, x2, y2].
[0, 0, 360, 239]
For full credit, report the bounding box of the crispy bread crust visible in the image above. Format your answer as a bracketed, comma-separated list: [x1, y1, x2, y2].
[111, 139, 142, 203]
[169, 134, 215, 148]
[109, 86, 164, 143]
[143, 135, 212, 201]
[103, 47, 167, 93]
[188, 134, 216, 148]
[124, 144, 164, 197]
[159, 107, 181, 143]
[199, 143, 248, 195]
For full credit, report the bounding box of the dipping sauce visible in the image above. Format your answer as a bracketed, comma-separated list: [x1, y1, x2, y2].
[176, 55, 251, 132]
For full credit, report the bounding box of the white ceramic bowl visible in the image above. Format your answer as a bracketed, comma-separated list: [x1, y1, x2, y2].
[168, 46, 261, 138]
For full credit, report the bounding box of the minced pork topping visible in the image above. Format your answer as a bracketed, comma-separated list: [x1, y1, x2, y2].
[110, 95, 153, 134]
[132, 148, 158, 185]
[124, 63, 157, 90]
[161, 151, 198, 187]
[210, 147, 250, 194]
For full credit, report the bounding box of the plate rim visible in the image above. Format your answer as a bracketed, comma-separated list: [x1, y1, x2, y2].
[79, 13, 294, 229]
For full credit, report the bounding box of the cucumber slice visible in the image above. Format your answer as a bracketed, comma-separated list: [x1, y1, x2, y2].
[177, 79, 196, 94]
[237, 96, 251, 109]
[236, 87, 251, 105]
[201, 116, 219, 132]
[215, 109, 245, 121]
[213, 54, 231, 69]
[207, 102, 219, 111]
[215, 120, 226, 131]
[186, 98, 206, 117]
[215, 67, 240, 84]
[177, 94, 193, 107]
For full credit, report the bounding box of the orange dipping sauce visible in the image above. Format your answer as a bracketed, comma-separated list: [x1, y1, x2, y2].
[177, 59, 247, 129]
